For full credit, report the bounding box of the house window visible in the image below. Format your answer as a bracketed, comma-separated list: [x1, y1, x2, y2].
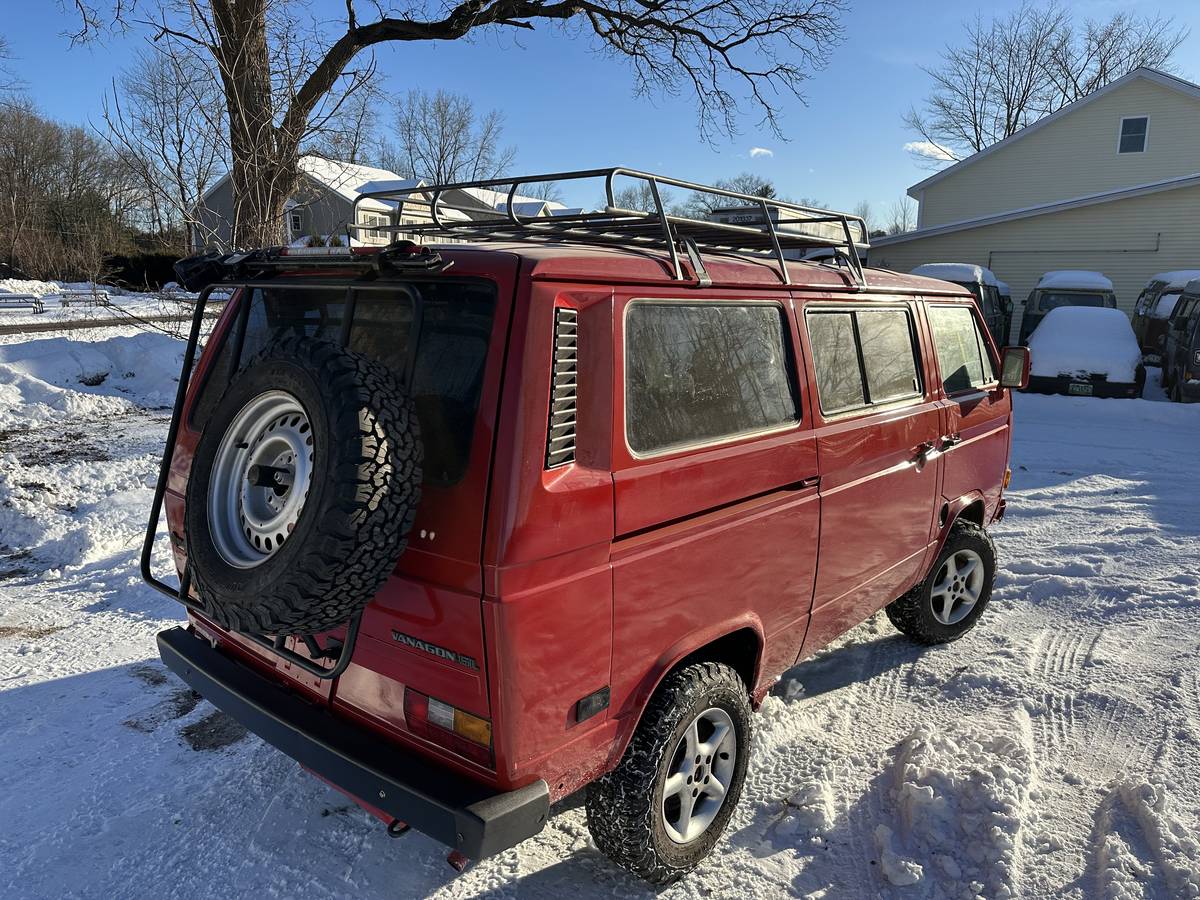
[289, 212, 303, 236]
[1118, 116, 1148, 153]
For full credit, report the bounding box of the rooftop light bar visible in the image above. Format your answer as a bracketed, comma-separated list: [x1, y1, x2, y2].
[350, 167, 869, 288]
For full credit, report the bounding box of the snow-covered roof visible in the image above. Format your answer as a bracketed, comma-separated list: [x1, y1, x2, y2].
[907, 67, 1200, 196]
[910, 263, 997, 286]
[297, 157, 409, 212]
[1148, 270, 1200, 289]
[460, 186, 569, 216]
[1036, 270, 1114, 292]
[1027, 306, 1140, 381]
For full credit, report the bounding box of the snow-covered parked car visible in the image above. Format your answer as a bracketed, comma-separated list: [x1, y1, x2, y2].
[1025, 306, 1146, 398]
[1018, 270, 1117, 344]
[1130, 270, 1200, 364]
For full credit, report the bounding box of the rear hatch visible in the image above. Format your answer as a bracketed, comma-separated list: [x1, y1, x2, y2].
[167, 252, 516, 769]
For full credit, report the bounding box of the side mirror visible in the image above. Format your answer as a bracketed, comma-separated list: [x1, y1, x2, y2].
[1000, 346, 1031, 390]
[1004, 299, 1013, 314]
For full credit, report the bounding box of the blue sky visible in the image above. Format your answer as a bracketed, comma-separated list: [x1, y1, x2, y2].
[7, 0, 1200, 215]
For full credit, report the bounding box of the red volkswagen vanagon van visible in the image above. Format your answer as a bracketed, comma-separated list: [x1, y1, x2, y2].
[144, 168, 1029, 884]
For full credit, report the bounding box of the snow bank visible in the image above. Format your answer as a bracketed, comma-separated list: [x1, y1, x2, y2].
[0, 278, 125, 298]
[1036, 270, 1113, 291]
[0, 332, 183, 414]
[911, 262, 998, 286]
[1027, 307, 1141, 381]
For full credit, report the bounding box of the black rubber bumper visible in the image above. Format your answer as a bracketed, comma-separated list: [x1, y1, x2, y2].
[157, 627, 549, 859]
[1024, 375, 1141, 398]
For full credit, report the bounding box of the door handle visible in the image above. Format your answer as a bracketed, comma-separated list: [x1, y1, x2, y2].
[911, 440, 939, 467]
[941, 433, 963, 448]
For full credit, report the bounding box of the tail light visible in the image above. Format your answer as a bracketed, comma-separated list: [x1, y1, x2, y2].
[404, 689, 493, 766]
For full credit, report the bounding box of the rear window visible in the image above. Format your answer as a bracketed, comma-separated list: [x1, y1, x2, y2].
[928, 305, 993, 393]
[806, 306, 922, 415]
[1038, 291, 1110, 311]
[1153, 292, 1181, 319]
[191, 280, 496, 486]
[624, 302, 799, 455]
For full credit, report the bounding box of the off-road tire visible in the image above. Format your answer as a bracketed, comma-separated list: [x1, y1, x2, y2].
[886, 521, 996, 645]
[184, 336, 421, 633]
[585, 662, 752, 884]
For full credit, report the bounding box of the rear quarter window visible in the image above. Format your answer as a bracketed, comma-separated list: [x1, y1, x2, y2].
[624, 301, 799, 456]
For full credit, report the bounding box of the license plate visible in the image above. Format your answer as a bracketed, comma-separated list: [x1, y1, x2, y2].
[1068, 382, 1093, 396]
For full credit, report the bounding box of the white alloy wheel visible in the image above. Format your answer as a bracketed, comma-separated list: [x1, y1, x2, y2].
[661, 707, 738, 844]
[929, 547, 985, 625]
[207, 390, 314, 568]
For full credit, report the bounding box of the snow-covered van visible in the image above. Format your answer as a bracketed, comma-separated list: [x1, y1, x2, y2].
[996, 280, 1014, 347]
[1025, 306, 1145, 398]
[1131, 270, 1200, 364]
[910, 263, 1010, 346]
[1019, 271, 1117, 344]
[1162, 279, 1200, 402]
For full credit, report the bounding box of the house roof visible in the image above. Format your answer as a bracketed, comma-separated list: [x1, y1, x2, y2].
[873, 170, 1200, 247]
[907, 67, 1200, 198]
[298, 157, 408, 206]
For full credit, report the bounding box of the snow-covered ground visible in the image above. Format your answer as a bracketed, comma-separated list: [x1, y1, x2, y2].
[1, 329, 1199, 899]
[0, 279, 213, 331]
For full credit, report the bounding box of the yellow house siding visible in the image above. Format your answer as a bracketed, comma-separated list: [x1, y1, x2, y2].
[868, 183, 1200, 342]
[918, 78, 1200, 227]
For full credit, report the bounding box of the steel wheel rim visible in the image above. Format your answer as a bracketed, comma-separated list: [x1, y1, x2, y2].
[208, 390, 314, 569]
[662, 707, 737, 844]
[930, 548, 984, 625]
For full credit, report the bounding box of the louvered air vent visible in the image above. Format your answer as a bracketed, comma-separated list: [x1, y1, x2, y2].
[546, 308, 578, 468]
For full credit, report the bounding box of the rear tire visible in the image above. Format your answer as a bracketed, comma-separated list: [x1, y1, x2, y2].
[887, 521, 996, 645]
[585, 662, 752, 884]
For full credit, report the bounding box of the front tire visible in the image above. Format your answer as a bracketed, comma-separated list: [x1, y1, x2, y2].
[887, 521, 996, 645]
[585, 662, 752, 884]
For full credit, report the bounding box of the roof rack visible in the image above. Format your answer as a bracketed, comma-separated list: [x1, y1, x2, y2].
[350, 167, 869, 288]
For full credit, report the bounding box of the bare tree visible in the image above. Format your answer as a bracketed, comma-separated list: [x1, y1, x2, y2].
[379, 89, 516, 184]
[68, 0, 847, 247]
[885, 196, 916, 235]
[852, 201, 873, 234]
[305, 80, 384, 166]
[679, 172, 778, 218]
[905, 2, 1186, 163]
[102, 48, 227, 252]
[0, 100, 137, 279]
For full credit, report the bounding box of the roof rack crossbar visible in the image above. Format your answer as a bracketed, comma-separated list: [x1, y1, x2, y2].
[350, 167, 869, 287]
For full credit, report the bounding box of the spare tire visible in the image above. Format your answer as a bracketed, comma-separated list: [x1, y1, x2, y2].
[184, 336, 421, 634]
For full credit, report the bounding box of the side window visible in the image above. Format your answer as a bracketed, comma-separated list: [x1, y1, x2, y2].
[625, 302, 799, 456]
[807, 312, 865, 413]
[857, 310, 922, 403]
[928, 305, 992, 393]
[807, 306, 921, 416]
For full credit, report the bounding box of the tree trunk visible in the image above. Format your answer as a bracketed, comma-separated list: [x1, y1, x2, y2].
[210, 0, 300, 248]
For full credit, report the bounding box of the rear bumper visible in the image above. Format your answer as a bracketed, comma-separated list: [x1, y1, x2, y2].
[157, 627, 549, 859]
[1024, 375, 1142, 399]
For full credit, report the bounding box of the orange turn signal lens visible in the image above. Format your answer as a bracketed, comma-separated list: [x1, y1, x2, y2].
[1003, 468, 1012, 489]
